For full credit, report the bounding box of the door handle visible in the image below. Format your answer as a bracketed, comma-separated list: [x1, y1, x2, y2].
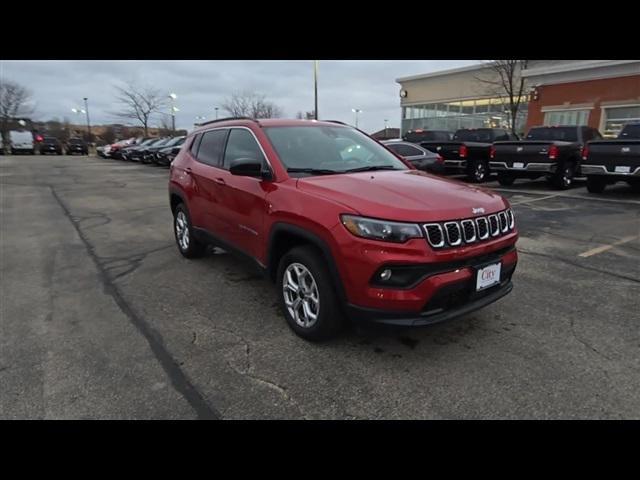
[214, 177, 226, 185]
[185, 167, 192, 175]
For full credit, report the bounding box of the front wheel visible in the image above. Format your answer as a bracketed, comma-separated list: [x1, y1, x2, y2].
[277, 246, 344, 341]
[586, 177, 607, 194]
[173, 204, 206, 258]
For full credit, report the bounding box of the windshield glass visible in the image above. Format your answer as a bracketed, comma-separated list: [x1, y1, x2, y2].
[44, 137, 58, 142]
[526, 127, 578, 142]
[620, 124, 640, 139]
[164, 136, 184, 147]
[453, 129, 494, 142]
[264, 125, 408, 176]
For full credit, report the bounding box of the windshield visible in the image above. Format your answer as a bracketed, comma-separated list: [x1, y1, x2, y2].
[526, 127, 577, 142]
[263, 125, 408, 176]
[164, 136, 185, 147]
[453, 129, 494, 142]
[619, 124, 640, 139]
[44, 137, 58, 142]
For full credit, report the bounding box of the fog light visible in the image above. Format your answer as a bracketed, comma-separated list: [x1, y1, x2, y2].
[379, 269, 392, 281]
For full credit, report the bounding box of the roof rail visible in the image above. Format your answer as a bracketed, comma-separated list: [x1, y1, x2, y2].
[195, 116, 260, 127]
[322, 120, 350, 126]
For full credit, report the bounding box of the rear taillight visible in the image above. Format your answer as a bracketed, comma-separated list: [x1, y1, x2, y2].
[436, 154, 444, 164]
[459, 145, 468, 158]
[489, 145, 496, 159]
[581, 145, 588, 160]
[548, 145, 559, 160]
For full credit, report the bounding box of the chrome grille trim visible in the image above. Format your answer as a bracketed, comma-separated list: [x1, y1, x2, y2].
[423, 223, 445, 248]
[488, 214, 500, 237]
[444, 222, 462, 246]
[476, 217, 489, 240]
[507, 209, 515, 230]
[499, 211, 509, 233]
[461, 219, 476, 243]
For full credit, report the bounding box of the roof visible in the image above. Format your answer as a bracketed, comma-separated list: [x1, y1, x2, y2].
[396, 63, 486, 83]
[192, 118, 352, 133]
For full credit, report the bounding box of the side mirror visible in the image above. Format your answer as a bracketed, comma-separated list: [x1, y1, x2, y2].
[229, 158, 271, 179]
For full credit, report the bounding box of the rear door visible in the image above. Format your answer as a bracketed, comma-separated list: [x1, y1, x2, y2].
[188, 129, 229, 235]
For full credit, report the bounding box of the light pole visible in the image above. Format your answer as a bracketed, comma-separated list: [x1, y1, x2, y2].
[384, 119, 388, 139]
[71, 107, 86, 139]
[83, 97, 91, 146]
[352, 108, 362, 129]
[313, 60, 319, 120]
[169, 93, 177, 132]
[215, 107, 219, 120]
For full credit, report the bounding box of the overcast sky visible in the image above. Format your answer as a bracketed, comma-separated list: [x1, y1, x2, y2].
[0, 60, 479, 134]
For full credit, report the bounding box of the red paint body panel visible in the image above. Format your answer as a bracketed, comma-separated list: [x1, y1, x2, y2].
[169, 119, 518, 316]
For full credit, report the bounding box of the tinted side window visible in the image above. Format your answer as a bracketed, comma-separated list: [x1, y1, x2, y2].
[190, 134, 202, 156]
[223, 129, 264, 169]
[197, 130, 228, 166]
[394, 144, 422, 157]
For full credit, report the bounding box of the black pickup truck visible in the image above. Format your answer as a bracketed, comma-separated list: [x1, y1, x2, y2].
[419, 128, 517, 183]
[490, 125, 602, 189]
[581, 123, 640, 193]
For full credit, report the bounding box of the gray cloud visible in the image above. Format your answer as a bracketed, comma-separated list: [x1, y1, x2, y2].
[0, 60, 478, 134]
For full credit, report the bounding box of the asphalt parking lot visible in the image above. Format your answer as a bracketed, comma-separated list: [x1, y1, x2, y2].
[1, 154, 639, 419]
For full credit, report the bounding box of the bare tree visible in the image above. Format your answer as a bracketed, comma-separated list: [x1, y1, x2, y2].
[475, 60, 529, 136]
[157, 114, 174, 136]
[222, 91, 283, 119]
[113, 83, 167, 136]
[0, 79, 34, 143]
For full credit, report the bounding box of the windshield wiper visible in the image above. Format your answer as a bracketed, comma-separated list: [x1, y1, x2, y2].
[343, 165, 401, 173]
[287, 168, 340, 175]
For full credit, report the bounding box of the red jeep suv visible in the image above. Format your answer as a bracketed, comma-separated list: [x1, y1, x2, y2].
[169, 118, 518, 340]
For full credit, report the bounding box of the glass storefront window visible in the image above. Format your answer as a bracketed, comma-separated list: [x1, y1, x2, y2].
[543, 110, 590, 126]
[603, 105, 640, 138]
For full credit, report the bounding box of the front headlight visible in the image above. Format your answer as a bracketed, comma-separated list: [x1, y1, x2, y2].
[341, 215, 423, 243]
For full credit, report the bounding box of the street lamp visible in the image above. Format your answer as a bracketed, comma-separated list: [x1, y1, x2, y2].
[384, 119, 388, 138]
[169, 93, 177, 132]
[313, 60, 319, 120]
[71, 107, 87, 140]
[83, 97, 91, 146]
[214, 107, 219, 120]
[195, 115, 207, 125]
[352, 108, 362, 129]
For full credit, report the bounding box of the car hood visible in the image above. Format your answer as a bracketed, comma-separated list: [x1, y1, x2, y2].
[296, 170, 508, 222]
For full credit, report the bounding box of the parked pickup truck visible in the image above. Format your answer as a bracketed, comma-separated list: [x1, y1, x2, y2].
[581, 123, 640, 193]
[490, 125, 602, 189]
[419, 128, 518, 183]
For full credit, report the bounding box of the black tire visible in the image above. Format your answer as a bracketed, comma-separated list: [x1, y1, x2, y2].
[277, 245, 344, 341]
[586, 177, 607, 194]
[467, 160, 489, 183]
[550, 161, 575, 190]
[497, 174, 516, 186]
[173, 203, 206, 259]
[628, 181, 640, 193]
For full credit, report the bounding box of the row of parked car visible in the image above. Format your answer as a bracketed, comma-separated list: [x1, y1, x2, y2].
[0, 130, 89, 155]
[97, 135, 186, 166]
[397, 123, 640, 193]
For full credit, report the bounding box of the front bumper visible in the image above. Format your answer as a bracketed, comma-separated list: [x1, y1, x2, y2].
[347, 278, 513, 326]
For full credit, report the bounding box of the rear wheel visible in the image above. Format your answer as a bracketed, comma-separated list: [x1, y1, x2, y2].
[468, 160, 489, 183]
[277, 246, 344, 341]
[550, 161, 575, 190]
[628, 181, 640, 193]
[497, 174, 516, 186]
[173, 204, 206, 258]
[586, 177, 607, 194]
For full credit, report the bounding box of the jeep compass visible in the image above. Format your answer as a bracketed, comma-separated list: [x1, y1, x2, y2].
[169, 118, 518, 341]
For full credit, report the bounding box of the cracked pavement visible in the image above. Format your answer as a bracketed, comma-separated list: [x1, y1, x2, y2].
[1, 155, 639, 419]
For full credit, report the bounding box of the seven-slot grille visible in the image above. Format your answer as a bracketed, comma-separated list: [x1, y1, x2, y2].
[423, 209, 515, 249]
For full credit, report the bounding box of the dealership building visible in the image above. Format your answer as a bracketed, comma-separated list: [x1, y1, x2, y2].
[396, 60, 640, 138]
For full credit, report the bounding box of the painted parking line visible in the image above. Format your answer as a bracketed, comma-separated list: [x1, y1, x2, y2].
[509, 193, 563, 206]
[578, 235, 639, 258]
[489, 187, 640, 206]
